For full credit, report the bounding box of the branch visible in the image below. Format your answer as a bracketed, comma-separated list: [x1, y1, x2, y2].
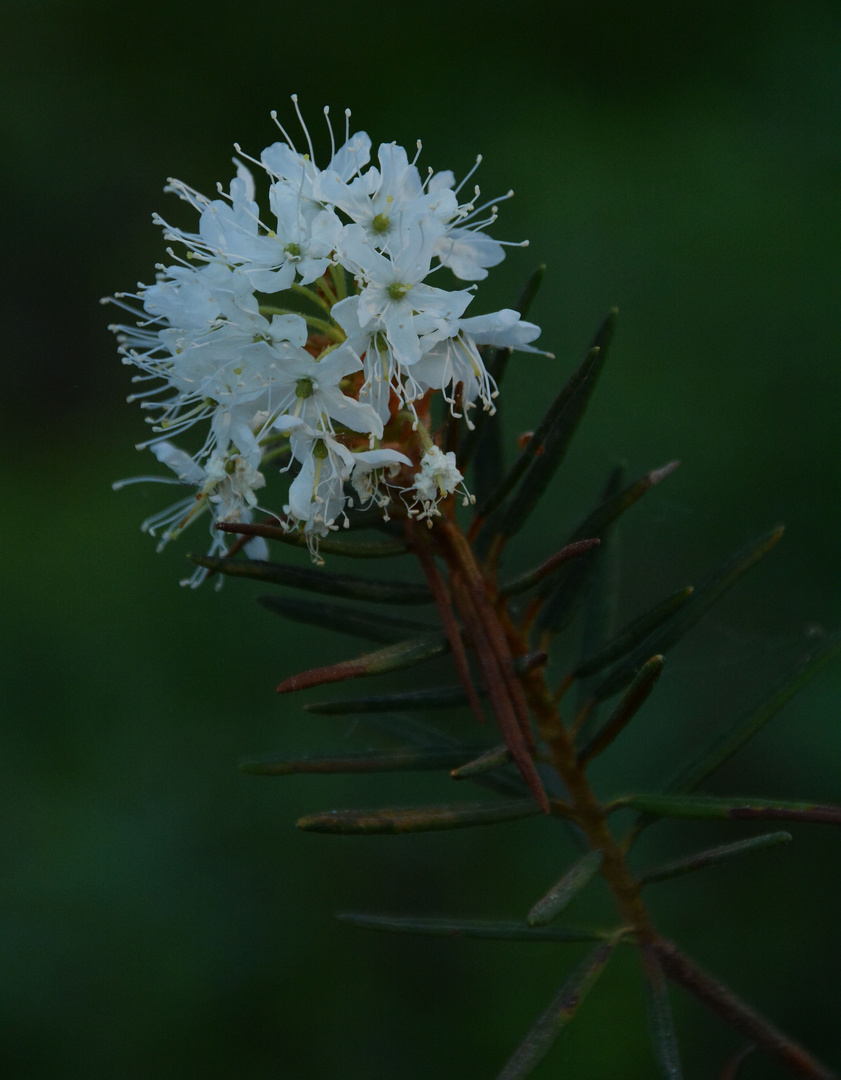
[655, 939, 837, 1080]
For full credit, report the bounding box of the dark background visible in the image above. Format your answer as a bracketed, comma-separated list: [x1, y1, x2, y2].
[3, 1, 840, 1076]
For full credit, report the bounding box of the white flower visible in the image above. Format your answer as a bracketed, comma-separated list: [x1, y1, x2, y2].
[274, 417, 357, 535]
[201, 452, 266, 523]
[434, 224, 505, 281]
[318, 141, 457, 250]
[260, 341, 383, 438]
[261, 104, 372, 206]
[409, 446, 473, 523]
[350, 447, 413, 512]
[330, 295, 424, 424]
[198, 173, 343, 292]
[410, 308, 544, 422]
[336, 220, 474, 409]
[108, 99, 544, 575]
[113, 441, 269, 586]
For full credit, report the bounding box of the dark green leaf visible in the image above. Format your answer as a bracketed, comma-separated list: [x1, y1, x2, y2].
[499, 539, 601, 598]
[477, 345, 603, 523]
[534, 462, 679, 639]
[527, 850, 602, 926]
[297, 798, 543, 834]
[276, 633, 449, 694]
[189, 555, 432, 604]
[639, 832, 791, 886]
[304, 685, 472, 714]
[529, 540, 603, 641]
[667, 633, 841, 794]
[576, 518, 622, 665]
[642, 944, 684, 1080]
[569, 464, 626, 727]
[215, 520, 409, 557]
[514, 263, 546, 319]
[547, 462, 679, 579]
[337, 912, 610, 944]
[469, 386, 506, 510]
[459, 266, 547, 472]
[303, 650, 546, 714]
[591, 527, 784, 702]
[577, 656, 664, 765]
[450, 744, 512, 779]
[342, 714, 531, 801]
[258, 594, 434, 642]
[479, 310, 615, 531]
[574, 587, 695, 681]
[495, 940, 618, 1079]
[612, 794, 841, 825]
[240, 747, 490, 776]
[457, 352, 503, 474]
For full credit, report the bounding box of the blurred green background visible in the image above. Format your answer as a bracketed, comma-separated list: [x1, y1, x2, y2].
[4, 1, 841, 1076]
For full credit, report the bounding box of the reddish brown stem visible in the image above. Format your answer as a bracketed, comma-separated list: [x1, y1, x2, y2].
[410, 525, 486, 727]
[449, 571, 549, 812]
[437, 520, 534, 744]
[656, 940, 837, 1080]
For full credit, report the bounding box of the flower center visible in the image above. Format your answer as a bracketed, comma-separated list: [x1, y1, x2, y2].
[371, 213, 390, 235]
[387, 282, 411, 301]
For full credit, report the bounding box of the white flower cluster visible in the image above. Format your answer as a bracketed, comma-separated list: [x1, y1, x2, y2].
[106, 99, 544, 581]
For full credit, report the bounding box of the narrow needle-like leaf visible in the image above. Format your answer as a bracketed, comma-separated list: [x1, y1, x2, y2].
[535, 463, 679, 639]
[478, 344, 604, 522]
[564, 464, 626, 734]
[514, 263, 547, 319]
[469, 386, 506, 511]
[240, 747, 490, 776]
[458, 266, 547, 471]
[656, 940, 837, 1080]
[189, 555, 432, 604]
[666, 633, 841, 795]
[296, 798, 545, 834]
[591, 527, 784, 702]
[338, 715, 531, 802]
[451, 745, 512, 779]
[304, 685, 473, 714]
[573, 587, 694, 681]
[575, 482, 623, 684]
[495, 939, 618, 1080]
[337, 913, 610, 944]
[577, 656, 664, 765]
[641, 943, 684, 1080]
[215, 520, 409, 557]
[303, 652, 546, 716]
[611, 795, 841, 826]
[499, 539, 601, 598]
[276, 633, 448, 694]
[639, 832, 791, 886]
[545, 461, 679, 575]
[258, 594, 434, 642]
[480, 311, 616, 535]
[527, 850, 602, 926]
